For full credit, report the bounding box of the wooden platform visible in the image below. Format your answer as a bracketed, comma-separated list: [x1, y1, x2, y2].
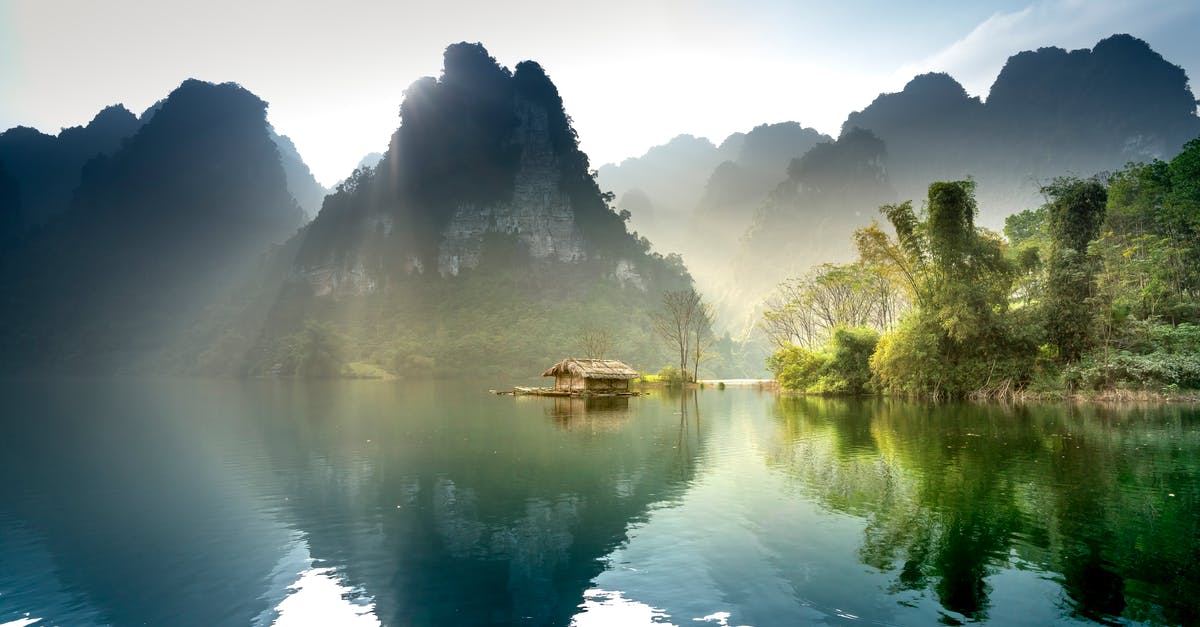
[490, 386, 642, 398]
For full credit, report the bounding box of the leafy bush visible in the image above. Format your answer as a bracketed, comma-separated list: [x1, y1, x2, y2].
[656, 366, 688, 386]
[768, 344, 831, 393]
[769, 326, 879, 394]
[278, 320, 346, 378]
[1062, 351, 1200, 390]
[825, 327, 880, 393]
[1061, 322, 1200, 390]
[872, 311, 1039, 398]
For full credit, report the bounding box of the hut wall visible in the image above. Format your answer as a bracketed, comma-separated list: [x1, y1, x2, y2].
[584, 378, 629, 392]
[555, 375, 586, 391]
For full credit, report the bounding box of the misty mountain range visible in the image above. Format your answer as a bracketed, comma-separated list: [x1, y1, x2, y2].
[0, 34, 1196, 376]
[0, 97, 327, 242]
[597, 34, 1200, 331]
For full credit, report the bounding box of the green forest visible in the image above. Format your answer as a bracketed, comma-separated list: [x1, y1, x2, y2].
[765, 137, 1200, 399]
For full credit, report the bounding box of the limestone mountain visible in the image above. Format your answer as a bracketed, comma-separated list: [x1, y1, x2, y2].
[597, 134, 733, 248]
[599, 34, 1200, 337]
[0, 99, 327, 240]
[844, 34, 1200, 226]
[685, 122, 831, 288]
[356, 151, 385, 171]
[695, 122, 832, 224]
[139, 97, 328, 217]
[268, 128, 329, 217]
[0, 105, 141, 240]
[228, 43, 692, 378]
[596, 122, 829, 256]
[0, 79, 306, 373]
[723, 128, 893, 328]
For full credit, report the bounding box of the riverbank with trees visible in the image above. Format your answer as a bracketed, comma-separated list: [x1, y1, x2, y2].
[764, 138, 1200, 400]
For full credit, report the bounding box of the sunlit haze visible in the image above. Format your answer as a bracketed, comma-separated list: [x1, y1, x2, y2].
[3, 0, 1198, 186]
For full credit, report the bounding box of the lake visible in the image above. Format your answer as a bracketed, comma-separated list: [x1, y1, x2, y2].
[1, 380, 1197, 626]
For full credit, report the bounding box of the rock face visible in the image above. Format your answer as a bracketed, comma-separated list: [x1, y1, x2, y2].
[293, 43, 652, 295]
[438, 101, 585, 276]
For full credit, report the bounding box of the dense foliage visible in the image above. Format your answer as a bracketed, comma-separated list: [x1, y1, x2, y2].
[247, 262, 683, 380]
[767, 137, 1200, 396]
[767, 326, 879, 394]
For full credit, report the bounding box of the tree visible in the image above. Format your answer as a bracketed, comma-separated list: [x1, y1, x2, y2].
[651, 289, 703, 383]
[286, 320, 346, 378]
[1042, 177, 1107, 362]
[690, 302, 716, 381]
[760, 263, 905, 349]
[578, 328, 613, 359]
[766, 326, 879, 394]
[863, 181, 1034, 397]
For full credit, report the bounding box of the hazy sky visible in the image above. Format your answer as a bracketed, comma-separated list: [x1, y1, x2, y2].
[3, 0, 1198, 186]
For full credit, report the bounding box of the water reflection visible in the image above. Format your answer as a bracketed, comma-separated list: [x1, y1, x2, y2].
[546, 396, 632, 432]
[2, 381, 1197, 626]
[238, 382, 704, 625]
[255, 537, 379, 626]
[0, 380, 702, 626]
[766, 397, 1200, 625]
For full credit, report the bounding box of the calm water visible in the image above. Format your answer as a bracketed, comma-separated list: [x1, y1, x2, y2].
[1, 380, 1198, 626]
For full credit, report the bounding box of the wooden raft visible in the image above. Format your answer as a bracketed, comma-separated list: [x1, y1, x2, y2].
[490, 386, 642, 398]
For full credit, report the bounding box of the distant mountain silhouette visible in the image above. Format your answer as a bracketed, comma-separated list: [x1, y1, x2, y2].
[597, 134, 732, 245]
[0, 105, 140, 239]
[0, 79, 305, 373]
[597, 122, 829, 264]
[0, 101, 327, 239]
[734, 127, 893, 298]
[268, 129, 329, 217]
[356, 151, 385, 171]
[844, 33, 1200, 224]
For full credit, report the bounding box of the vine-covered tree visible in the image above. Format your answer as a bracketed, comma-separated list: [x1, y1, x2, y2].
[860, 181, 1035, 397]
[1042, 177, 1107, 362]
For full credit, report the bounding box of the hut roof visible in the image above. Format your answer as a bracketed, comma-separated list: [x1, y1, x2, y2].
[542, 358, 639, 380]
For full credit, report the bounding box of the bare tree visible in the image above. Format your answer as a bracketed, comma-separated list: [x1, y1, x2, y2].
[690, 302, 716, 382]
[651, 289, 702, 382]
[760, 262, 907, 350]
[578, 328, 613, 359]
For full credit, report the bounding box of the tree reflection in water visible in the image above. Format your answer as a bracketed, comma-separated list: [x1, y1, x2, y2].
[767, 397, 1200, 625]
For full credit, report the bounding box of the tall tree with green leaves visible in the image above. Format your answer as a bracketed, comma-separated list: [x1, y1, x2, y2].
[1042, 177, 1107, 362]
[861, 181, 1033, 397]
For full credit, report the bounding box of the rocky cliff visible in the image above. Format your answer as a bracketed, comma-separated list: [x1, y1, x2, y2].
[292, 43, 667, 297]
[437, 99, 585, 276]
[219, 43, 691, 378]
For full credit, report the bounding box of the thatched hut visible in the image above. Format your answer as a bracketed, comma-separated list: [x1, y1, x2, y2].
[542, 358, 639, 393]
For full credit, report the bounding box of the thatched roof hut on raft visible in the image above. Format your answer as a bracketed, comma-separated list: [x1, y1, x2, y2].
[542, 358, 639, 394]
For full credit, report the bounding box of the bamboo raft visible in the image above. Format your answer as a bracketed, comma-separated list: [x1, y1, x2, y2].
[490, 386, 643, 398]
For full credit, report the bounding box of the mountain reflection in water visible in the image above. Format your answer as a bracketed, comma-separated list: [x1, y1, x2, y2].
[0, 380, 1196, 626]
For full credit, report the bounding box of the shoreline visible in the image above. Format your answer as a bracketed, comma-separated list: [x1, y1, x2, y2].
[772, 386, 1200, 404]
